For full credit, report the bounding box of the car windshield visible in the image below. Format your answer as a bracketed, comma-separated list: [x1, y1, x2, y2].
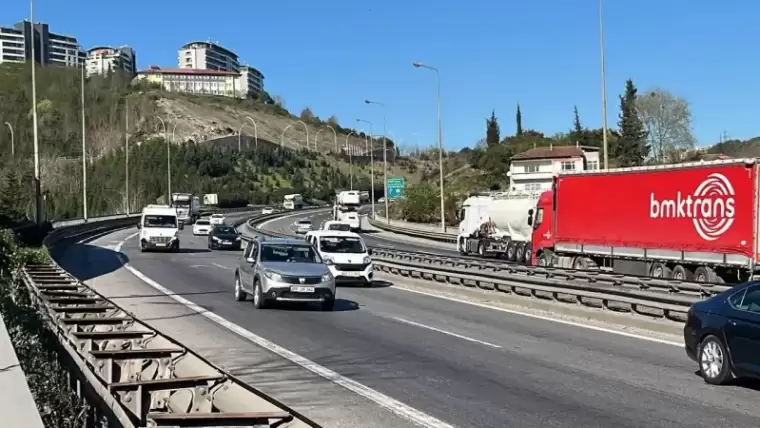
[297, 220, 312, 225]
[214, 226, 236, 234]
[327, 223, 351, 231]
[212, 214, 223, 218]
[143, 215, 177, 228]
[319, 236, 365, 253]
[196, 220, 210, 226]
[260, 244, 321, 263]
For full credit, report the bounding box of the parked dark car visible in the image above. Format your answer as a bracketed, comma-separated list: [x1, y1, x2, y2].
[208, 225, 242, 250]
[684, 281, 760, 384]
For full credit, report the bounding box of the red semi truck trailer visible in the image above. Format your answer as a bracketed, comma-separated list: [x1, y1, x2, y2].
[529, 158, 759, 284]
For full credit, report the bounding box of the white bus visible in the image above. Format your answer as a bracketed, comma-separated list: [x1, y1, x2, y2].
[283, 193, 304, 210]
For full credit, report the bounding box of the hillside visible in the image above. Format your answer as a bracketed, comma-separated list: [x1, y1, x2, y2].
[0, 63, 425, 222]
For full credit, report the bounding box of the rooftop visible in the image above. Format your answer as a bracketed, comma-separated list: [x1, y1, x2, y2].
[512, 145, 593, 161]
[138, 66, 239, 76]
[180, 41, 238, 59]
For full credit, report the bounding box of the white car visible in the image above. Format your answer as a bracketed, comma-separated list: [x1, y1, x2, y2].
[305, 231, 373, 286]
[292, 219, 313, 234]
[261, 207, 274, 215]
[209, 213, 226, 225]
[193, 219, 212, 235]
[322, 220, 351, 231]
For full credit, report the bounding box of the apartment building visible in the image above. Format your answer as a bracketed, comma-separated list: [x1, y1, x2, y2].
[134, 66, 239, 97]
[235, 65, 264, 98]
[0, 20, 84, 67]
[507, 144, 600, 191]
[85, 46, 136, 77]
[178, 41, 239, 72]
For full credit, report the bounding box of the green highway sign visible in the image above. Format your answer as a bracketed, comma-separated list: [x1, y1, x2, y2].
[387, 177, 406, 199]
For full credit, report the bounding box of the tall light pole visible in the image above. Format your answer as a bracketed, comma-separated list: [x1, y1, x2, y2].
[3, 122, 13, 158]
[30, 0, 42, 224]
[246, 116, 259, 148]
[170, 123, 177, 203]
[599, 0, 609, 170]
[296, 120, 310, 150]
[125, 99, 129, 212]
[280, 124, 292, 148]
[356, 118, 375, 217]
[413, 61, 446, 232]
[155, 116, 169, 203]
[80, 62, 88, 220]
[345, 131, 354, 189]
[365, 100, 388, 223]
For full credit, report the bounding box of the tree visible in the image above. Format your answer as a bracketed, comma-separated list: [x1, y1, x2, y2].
[327, 115, 339, 127]
[617, 79, 649, 166]
[300, 107, 315, 122]
[636, 88, 696, 162]
[486, 110, 500, 146]
[515, 104, 523, 136]
[0, 169, 23, 221]
[573, 105, 583, 134]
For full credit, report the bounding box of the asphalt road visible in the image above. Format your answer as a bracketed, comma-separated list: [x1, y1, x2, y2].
[102, 211, 760, 428]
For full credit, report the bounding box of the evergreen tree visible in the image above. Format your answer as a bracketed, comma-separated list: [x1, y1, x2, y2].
[617, 79, 649, 166]
[486, 110, 500, 146]
[0, 169, 23, 222]
[573, 105, 583, 134]
[515, 104, 523, 136]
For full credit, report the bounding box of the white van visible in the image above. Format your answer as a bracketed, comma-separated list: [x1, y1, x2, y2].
[305, 230, 373, 286]
[337, 211, 360, 232]
[322, 220, 351, 231]
[137, 205, 182, 252]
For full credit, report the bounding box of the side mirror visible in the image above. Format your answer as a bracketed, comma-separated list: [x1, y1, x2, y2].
[527, 217, 533, 226]
[246, 257, 256, 264]
[324, 259, 334, 266]
[367, 248, 373, 256]
[178, 222, 184, 230]
[136, 223, 142, 229]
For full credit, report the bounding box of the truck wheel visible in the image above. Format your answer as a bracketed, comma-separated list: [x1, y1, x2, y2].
[458, 239, 467, 255]
[515, 243, 525, 264]
[477, 242, 486, 257]
[572, 256, 589, 270]
[505, 242, 517, 261]
[671, 264, 692, 281]
[693, 266, 720, 283]
[523, 246, 532, 264]
[537, 252, 553, 267]
[650, 262, 671, 279]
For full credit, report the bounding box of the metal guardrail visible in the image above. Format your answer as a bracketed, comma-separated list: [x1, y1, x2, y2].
[244, 213, 722, 323]
[8, 206, 324, 428]
[20, 264, 317, 428]
[367, 217, 456, 243]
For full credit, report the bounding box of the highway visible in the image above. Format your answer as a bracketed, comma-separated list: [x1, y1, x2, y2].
[52, 209, 759, 428]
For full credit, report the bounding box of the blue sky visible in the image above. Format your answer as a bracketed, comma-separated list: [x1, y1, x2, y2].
[6, 1, 759, 150]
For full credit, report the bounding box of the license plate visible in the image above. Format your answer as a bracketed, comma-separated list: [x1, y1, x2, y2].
[223, 241, 231, 245]
[342, 271, 361, 277]
[290, 286, 315, 293]
[155, 243, 166, 247]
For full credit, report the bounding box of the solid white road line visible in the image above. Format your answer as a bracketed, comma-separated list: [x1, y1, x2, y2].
[211, 262, 231, 270]
[257, 209, 329, 230]
[392, 317, 502, 349]
[113, 232, 455, 428]
[391, 285, 683, 347]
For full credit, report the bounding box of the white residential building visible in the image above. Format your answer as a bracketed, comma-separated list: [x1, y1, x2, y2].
[85, 46, 136, 77]
[0, 21, 84, 67]
[235, 65, 264, 98]
[507, 144, 600, 191]
[134, 66, 239, 98]
[178, 41, 239, 72]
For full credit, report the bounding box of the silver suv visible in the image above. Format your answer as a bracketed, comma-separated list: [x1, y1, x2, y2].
[234, 236, 336, 311]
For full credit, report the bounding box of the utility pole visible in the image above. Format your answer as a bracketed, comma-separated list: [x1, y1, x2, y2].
[81, 61, 88, 220]
[30, 0, 42, 224]
[125, 99, 129, 213]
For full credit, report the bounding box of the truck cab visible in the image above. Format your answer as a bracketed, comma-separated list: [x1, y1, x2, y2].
[137, 205, 183, 252]
[528, 190, 554, 266]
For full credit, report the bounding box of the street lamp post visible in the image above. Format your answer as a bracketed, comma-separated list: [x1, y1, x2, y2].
[155, 116, 169, 202]
[356, 118, 375, 217]
[296, 120, 310, 150]
[124, 99, 129, 213]
[3, 122, 13, 158]
[246, 116, 258, 148]
[30, 0, 42, 224]
[345, 132, 354, 189]
[280, 124, 292, 148]
[413, 61, 446, 232]
[599, 0, 609, 170]
[365, 100, 388, 224]
[81, 62, 88, 220]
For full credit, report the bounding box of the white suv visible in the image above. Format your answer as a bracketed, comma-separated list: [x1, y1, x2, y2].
[305, 231, 373, 286]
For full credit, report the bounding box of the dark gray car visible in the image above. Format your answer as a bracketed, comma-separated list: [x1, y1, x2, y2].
[234, 236, 336, 310]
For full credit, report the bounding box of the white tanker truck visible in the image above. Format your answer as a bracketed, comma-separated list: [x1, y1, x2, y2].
[456, 191, 541, 263]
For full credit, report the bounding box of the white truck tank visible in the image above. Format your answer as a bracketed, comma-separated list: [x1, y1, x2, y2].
[458, 191, 541, 242]
[337, 190, 361, 207]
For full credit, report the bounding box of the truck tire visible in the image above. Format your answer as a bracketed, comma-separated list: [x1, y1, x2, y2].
[650, 262, 671, 279]
[458, 238, 467, 255]
[671, 264, 692, 281]
[477, 242, 486, 257]
[515, 243, 525, 264]
[537, 251, 553, 267]
[505, 241, 517, 261]
[523, 245, 532, 265]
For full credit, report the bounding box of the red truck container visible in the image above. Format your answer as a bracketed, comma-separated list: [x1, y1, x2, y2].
[530, 158, 759, 283]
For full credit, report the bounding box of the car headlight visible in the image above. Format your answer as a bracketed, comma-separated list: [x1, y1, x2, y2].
[363, 256, 371, 264]
[321, 274, 332, 283]
[235, 236, 241, 241]
[263, 270, 283, 282]
[323, 256, 334, 265]
[212, 236, 221, 242]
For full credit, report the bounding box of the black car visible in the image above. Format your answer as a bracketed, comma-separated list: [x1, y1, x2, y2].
[684, 281, 760, 385]
[208, 225, 242, 250]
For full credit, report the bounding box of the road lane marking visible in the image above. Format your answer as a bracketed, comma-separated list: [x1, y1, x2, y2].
[392, 317, 502, 349]
[390, 285, 683, 347]
[113, 233, 455, 428]
[211, 262, 231, 270]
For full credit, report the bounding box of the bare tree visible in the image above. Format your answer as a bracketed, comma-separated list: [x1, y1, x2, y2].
[636, 88, 696, 163]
